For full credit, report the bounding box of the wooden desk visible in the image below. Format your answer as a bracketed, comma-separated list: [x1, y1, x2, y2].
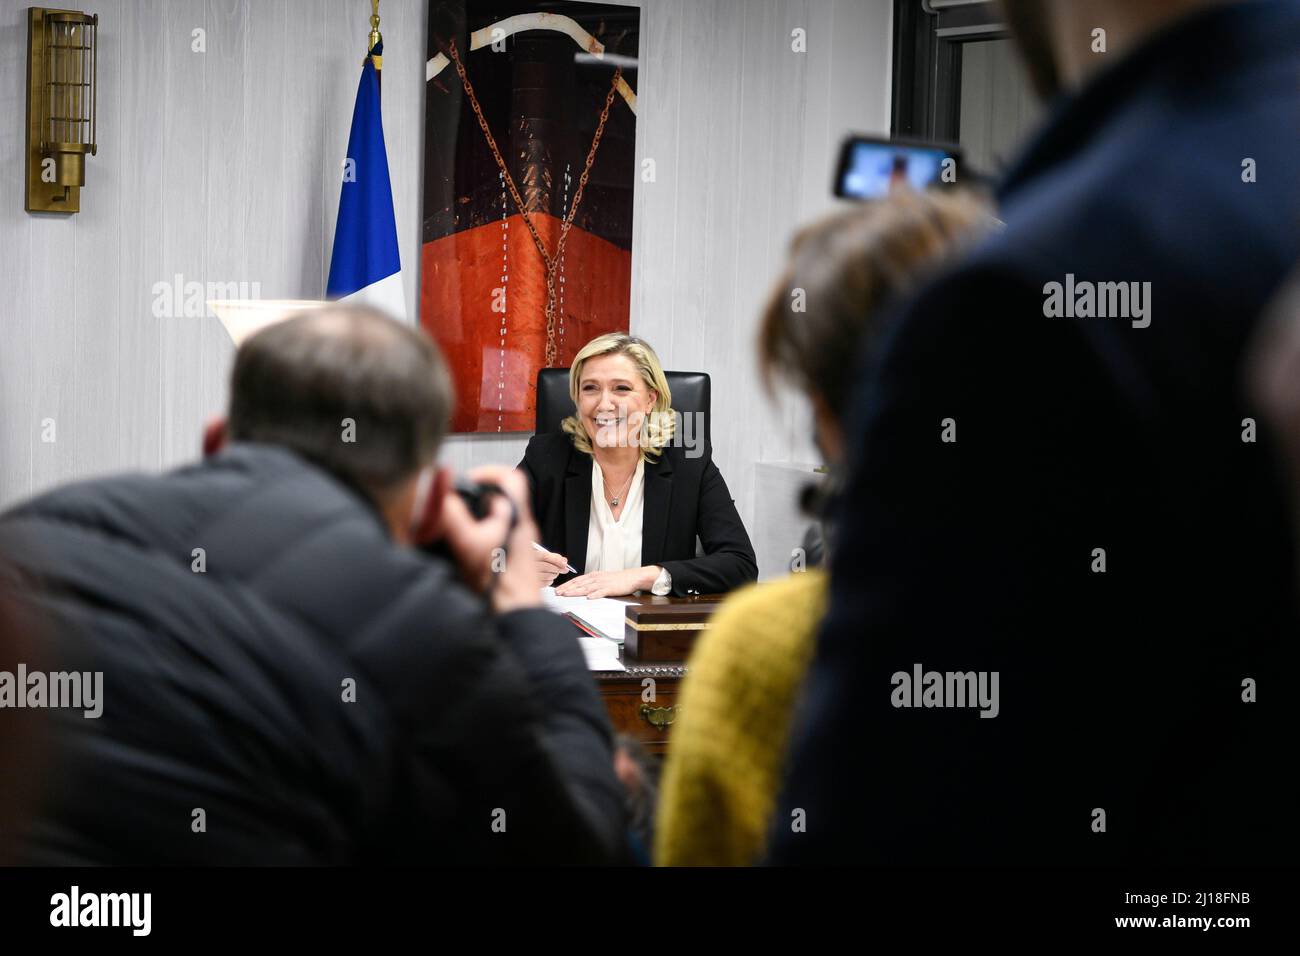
[588, 593, 723, 756]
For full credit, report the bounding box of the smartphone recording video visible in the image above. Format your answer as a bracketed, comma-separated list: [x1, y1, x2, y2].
[834, 135, 962, 200]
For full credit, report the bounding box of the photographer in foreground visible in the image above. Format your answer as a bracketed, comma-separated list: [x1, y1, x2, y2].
[0, 304, 626, 865]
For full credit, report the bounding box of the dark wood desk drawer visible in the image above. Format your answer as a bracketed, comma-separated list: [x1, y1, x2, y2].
[581, 595, 721, 757]
[595, 665, 687, 756]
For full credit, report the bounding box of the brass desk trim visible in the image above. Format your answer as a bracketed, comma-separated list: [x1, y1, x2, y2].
[624, 621, 711, 632]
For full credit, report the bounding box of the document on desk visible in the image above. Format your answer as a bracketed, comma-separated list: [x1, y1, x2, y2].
[577, 637, 624, 672]
[540, 587, 630, 644]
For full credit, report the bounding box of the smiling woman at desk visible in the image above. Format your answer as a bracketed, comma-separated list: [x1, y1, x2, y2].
[520, 334, 757, 599]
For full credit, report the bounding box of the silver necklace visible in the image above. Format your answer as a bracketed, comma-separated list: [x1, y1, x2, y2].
[603, 466, 636, 508]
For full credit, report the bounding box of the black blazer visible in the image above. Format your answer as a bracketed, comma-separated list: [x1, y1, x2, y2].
[518, 431, 757, 596]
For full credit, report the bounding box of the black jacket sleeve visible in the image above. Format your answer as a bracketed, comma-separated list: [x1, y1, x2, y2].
[364, 576, 627, 865]
[516, 435, 556, 533]
[491, 607, 629, 858]
[657, 453, 758, 595]
[518, 449, 539, 510]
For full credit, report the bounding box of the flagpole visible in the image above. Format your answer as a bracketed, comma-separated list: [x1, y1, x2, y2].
[368, 0, 383, 93]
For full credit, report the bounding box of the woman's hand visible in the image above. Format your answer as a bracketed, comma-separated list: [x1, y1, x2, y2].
[555, 566, 658, 599]
[535, 548, 570, 587]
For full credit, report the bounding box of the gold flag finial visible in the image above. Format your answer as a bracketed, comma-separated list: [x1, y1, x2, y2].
[368, 0, 382, 54]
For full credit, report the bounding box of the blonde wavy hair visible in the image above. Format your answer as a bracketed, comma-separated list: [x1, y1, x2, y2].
[561, 333, 676, 463]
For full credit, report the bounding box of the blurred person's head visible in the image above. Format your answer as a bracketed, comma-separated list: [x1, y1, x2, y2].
[204, 304, 454, 544]
[999, 0, 1240, 100]
[562, 333, 676, 463]
[1249, 264, 1300, 558]
[758, 190, 993, 465]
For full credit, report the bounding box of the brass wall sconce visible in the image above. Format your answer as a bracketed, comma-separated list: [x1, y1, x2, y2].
[25, 7, 98, 214]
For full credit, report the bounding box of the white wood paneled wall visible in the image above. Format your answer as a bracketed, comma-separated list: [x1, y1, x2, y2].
[0, 0, 892, 559]
[0, 0, 427, 506]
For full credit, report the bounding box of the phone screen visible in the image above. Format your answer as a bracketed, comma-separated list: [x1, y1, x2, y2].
[835, 138, 958, 200]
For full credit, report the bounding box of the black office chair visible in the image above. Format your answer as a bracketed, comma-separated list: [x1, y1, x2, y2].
[534, 367, 711, 445]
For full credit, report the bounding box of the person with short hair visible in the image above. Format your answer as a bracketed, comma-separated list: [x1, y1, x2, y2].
[522, 333, 757, 599]
[655, 191, 991, 866]
[0, 304, 627, 865]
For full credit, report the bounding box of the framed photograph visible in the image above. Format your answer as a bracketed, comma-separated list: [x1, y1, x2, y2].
[422, 1, 641, 433]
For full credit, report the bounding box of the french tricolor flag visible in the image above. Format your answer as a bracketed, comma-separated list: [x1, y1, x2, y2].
[327, 42, 406, 320]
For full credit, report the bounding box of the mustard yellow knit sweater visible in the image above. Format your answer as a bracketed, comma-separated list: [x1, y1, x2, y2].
[654, 569, 828, 866]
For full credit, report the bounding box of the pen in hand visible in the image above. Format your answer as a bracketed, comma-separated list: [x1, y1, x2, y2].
[531, 541, 578, 575]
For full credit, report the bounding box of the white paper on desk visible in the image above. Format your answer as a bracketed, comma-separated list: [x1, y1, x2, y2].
[540, 587, 630, 643]
[578, 637, 625, 672]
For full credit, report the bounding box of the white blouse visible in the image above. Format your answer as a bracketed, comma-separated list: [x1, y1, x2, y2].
[584, 458, 672, 594]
